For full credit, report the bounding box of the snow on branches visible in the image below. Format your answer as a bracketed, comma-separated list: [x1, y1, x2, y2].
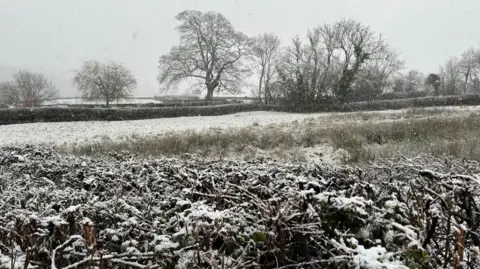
[0, 147, 480, 268]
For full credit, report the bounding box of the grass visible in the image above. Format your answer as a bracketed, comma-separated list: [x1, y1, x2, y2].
[62, 107, 480, 164]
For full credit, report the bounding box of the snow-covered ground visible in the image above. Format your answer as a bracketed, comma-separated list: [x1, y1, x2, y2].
[0, 111, 327, 147]
[2, 106, 480, 148]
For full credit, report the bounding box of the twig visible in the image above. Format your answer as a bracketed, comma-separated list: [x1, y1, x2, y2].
[51, 235, 83, 269]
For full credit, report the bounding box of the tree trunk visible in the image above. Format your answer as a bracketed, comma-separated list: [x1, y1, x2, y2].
[205, 80, 220, 101]
[264, 74, 271, 105]
[205, 87, 214, 101]
[464, 70, 470, 94]
[106, 99, 110, 108]
[264, 86, 268, 105]
[258, 70, 264, 104]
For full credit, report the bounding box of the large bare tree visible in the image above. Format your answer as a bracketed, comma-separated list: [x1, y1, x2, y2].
[250, 33, 281, 104]
[73, 60, 137, 107]
[0, 70, 58, 107]
[157, 10, 251, 100]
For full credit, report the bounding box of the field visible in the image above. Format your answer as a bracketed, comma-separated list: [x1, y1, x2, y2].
[2, 105, 480, 165]
[1, 105, 480, 268]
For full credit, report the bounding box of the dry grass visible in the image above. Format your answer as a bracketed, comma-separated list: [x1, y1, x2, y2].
[62, 107, 480, 164]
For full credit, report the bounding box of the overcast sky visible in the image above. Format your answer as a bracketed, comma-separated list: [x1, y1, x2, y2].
[1, 0, 479, 97]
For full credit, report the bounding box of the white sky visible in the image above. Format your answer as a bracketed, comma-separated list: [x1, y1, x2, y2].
[1, 0, 479, 97]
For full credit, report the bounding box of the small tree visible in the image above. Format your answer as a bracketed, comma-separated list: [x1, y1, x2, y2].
[157, 10, 251, 100]
[0, 70, 58, 107]
[392, 76, 406, 93]
[425, 73, 442, 95]
[404, 69, 424, 93]
[73, 60, 137, 107]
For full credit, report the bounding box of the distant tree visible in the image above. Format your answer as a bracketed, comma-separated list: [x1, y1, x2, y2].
[392, 76, 406, 93]
[73, 60, 137, 107]
[250, 33, 281, 104]
[157, 10, 251, 100]
[276, 19, 388, 105]
[404, 69, 424, 93]
[458, 47, 480, 94]
[439, 57, 462, 95]
[0, 81, 16, 106]
[472, 76, 480, 93]
[425, 73, 442, 95]
[0, 70, 58, 107]
[332, 19, 387, 103]
[353, 45, 405, 100]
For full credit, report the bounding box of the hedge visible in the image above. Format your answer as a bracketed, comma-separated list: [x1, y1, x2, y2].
[2, 94, 480, 125]
[284, 93, 480, 113]
[42, 99, 241, 108]
[0, 104, 282, 125]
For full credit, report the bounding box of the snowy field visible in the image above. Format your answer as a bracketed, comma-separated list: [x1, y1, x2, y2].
[0, 111, 327, 147]
[2, 106, 480, 149]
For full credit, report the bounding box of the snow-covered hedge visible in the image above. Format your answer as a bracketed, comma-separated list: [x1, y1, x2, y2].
[0, 104, 280, 125]
[3, 93, 480, 125]
[1, 146, 479, 268]
[285, 93, 480, 113]
[43, 100, 241, 108]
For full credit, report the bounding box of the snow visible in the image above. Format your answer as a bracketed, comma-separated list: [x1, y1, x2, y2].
[1, 105, 480, 151]
[2, 105, 480, 149]
[0, 111, 328, 147]
[1, 146, 480, 268]
[152, 235, 180, 253]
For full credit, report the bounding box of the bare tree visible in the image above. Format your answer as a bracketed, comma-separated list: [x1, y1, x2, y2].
[73, 60, 137, 107]
[250, 33, 281, 104]
[333, 19, 386, 102]
[276, 35, 324, 105]
[157, 10, 251, 100]
[472, 76, 480, 93]
[404, 69, 424, 93]
[439, 57, 462, 95]
[0, 70, 58, 107]
[276, 19, 388, 105]
[0, 81, 17, 106]
[353, 45, 405, 100]
[459, 47, 480, 94]
[392, 76, 405, 93]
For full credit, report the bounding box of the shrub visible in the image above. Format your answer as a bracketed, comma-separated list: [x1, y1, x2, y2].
[1, 146, 479, 268]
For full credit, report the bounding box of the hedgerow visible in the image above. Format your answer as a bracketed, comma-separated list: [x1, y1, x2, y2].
[0, 146, 479, 268]
[2, 94, 480, 125]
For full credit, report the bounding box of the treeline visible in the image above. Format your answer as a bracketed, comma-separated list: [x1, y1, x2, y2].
[158, 10, 480, 106]
[2, 9, 480, 110]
